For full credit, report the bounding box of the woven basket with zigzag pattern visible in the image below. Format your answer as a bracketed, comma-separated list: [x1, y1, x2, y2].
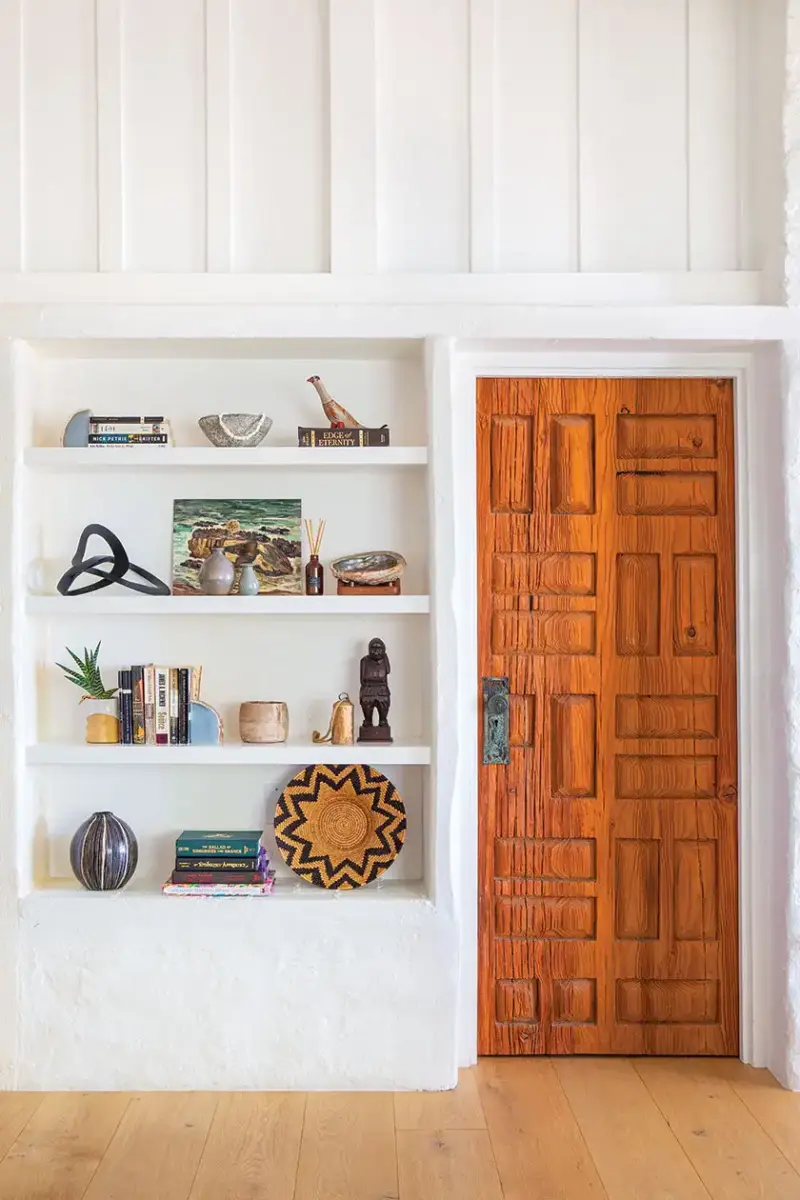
[274, 763, 406, 889]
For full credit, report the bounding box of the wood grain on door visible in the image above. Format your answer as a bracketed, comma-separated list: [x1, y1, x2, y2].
[477, 378, 738, 1055]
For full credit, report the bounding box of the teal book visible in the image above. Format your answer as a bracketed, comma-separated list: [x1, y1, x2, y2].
[175, 829, 263, 857]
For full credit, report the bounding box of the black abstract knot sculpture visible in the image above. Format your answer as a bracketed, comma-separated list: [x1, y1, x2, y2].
[57, 524, 171, 597]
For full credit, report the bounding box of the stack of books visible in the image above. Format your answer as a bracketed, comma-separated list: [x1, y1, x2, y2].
[88, 416, 171, 446]
[162, 830, 275, 897]
[117, 666, 195, 745]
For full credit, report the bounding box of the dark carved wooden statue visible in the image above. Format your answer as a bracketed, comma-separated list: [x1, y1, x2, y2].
[357, 637, 392, 743]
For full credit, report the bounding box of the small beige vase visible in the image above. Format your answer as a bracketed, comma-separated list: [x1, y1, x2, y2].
[239, 701, 288, 744]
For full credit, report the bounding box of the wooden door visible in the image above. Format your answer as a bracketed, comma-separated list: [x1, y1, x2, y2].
[477, 378, 738, 1055]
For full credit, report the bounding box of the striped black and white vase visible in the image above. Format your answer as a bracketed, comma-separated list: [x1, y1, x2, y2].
[69, 811, 138, 891]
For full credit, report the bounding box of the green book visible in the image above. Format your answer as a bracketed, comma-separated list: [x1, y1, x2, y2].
[175, 829, 263, 857]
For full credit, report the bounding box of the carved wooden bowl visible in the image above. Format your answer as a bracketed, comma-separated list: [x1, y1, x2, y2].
[330, 551, 407, 586]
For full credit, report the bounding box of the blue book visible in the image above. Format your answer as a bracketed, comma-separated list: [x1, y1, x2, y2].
[175, 830, 263, 857]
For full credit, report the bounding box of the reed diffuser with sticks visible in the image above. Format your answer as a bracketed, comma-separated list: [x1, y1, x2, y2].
[304, 519, 326, 595]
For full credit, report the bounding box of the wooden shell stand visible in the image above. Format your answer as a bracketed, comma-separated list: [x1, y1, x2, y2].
[336, 579, 401, 596]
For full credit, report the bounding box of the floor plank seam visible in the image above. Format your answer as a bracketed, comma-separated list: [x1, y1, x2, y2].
[184, 1092, 222, 1200]
[628, 1062, 716, 1199]
[0, 1095, 45, 1169]
[290, 1093, 309, 1200]
[546, 1062, 612, 1200]
[390, 1092, 400, 1200]
[77, 1092, 136, 1200]
[730, 1081, 800, 1179]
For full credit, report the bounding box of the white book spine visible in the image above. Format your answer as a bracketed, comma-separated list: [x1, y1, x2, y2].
[155, 668, 169, 746]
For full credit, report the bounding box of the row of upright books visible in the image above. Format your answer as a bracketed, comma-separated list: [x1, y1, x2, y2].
[88, 415, 171, 446]
[117, 666, 195, 745]
[162, 830, 275, 896]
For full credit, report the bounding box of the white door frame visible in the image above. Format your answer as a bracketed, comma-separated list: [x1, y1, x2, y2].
[439, 342, 788, 1076]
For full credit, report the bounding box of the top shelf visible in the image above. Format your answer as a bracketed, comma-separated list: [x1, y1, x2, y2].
[24, 447, 428, 471]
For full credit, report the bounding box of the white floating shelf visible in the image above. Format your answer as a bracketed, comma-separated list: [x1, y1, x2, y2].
[24, 446, 428, 470]
[26, 594, 430, 616]
[22, 879, 430, 905]
[26, 742, 432, 766]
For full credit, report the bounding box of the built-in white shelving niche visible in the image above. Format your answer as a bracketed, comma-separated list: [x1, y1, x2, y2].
[16, 337, 434, 902]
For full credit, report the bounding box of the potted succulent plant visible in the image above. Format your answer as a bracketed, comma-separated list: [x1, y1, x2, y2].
[56, 641, 119, 744]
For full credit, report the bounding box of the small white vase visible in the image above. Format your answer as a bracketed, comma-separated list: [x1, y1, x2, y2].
[199, 547, 234, 595]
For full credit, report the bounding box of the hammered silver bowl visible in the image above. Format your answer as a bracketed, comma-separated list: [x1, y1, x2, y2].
[198, 413, 273, 448]
[330, 551, 407, 586]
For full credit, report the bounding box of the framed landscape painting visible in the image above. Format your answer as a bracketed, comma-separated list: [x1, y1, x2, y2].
[172, 498, 303, 595]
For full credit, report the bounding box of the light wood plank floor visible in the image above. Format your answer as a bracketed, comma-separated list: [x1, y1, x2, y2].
[0, 1058, 799, 1199]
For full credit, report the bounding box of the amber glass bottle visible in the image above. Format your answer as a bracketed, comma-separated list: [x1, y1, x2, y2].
[305, 554, 324, 595]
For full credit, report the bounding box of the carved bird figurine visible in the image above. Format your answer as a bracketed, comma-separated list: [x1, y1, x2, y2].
[307, 375, 361, 429]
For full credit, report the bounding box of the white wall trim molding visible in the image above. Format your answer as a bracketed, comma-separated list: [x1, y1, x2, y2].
[446, 343, 788, 1079]
[0, 270, 766, 308]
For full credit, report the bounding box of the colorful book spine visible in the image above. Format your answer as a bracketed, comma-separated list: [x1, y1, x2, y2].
[131, 666, 145, 745]
[155, 668, 169, 746]
[143, 665, 156, 745]
[118, 670, 133, 745]
[178, 668, 190, 745]
[169, 668, 179, 745]
[175, 831, 263, 857]
[162, 873, 275, 897]
[171, 869, 268, 884]
[174, 856, 265, 871]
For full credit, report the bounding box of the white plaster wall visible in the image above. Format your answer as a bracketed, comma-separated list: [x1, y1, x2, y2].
[781, 0, 800, 1090]
[18, 895, 458, 1090]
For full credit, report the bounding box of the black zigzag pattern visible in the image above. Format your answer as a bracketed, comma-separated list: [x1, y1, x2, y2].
[274, 764, 406, 890]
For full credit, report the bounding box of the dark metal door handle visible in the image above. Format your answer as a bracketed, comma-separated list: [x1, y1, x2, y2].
[483, 676, 510, 765]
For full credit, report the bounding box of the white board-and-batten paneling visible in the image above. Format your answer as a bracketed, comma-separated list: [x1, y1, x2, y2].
[0, 0, 780, 279]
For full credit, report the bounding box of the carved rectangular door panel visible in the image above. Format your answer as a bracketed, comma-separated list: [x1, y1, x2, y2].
[477, 378, 738, 1055]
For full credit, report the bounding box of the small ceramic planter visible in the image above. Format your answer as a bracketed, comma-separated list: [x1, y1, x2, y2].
[84, 699, 119, 744]
[239, 701, 289, 744]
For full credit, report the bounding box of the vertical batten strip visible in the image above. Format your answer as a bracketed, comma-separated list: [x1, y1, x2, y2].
[578, 0, 688, 271]
[688, 0, 739, 271]
[734, 0, 754, 274]
[329, 0, 377, 273]
[685, 0, 692, 271]
[469, 0, 495, 272]
[96, 0, 124, 270]
[205, 0, 231, 272]
[575, 0, 582, 271]
[0, 0, 23, 269]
